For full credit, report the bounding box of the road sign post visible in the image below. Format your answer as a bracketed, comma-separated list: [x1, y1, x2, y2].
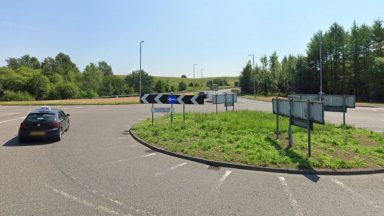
[183, 103, 185, 124]
[307, 100, 311, 157]
[276, 97, 279, 139]
[224, 93, 228, 112]
[288, 98, 293, 147]
[152, 103, 154, 125]
[215, 94, 218, 114]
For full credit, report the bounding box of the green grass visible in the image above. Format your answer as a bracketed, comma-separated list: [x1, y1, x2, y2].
[132, 111, 384, 170]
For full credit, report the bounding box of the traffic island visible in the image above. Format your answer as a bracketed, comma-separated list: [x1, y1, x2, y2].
[130, 111, 384, 175]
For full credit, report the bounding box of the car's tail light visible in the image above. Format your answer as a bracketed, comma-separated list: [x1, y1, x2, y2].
[20, 122, 28, 129]
[51, 122, 60, 128]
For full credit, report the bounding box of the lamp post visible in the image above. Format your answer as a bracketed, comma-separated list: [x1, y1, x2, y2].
[249, 54, 255, 97]
[193, 64, 197, 92]
[139, 40, 144, 97]
[319, 31, 323, 100]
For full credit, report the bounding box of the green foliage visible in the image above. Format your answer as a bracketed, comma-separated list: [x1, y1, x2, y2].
[1, 90, 35, 101]
[82, 63, 103, 93]
[181, 74, 187, 78]
[98, 61, 113, 76]
[240, 19, 384, 102]
[125, 70, 154, 94]
[26, 73, 50, 100]
[239, 63, 253, 94]
[54, 82, 80, 99]
[178, 81, 187, 91]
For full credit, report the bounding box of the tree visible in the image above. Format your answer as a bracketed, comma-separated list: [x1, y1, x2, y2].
[101, 76, 128, 95]
[181, 75, 187, 78]
[124, 70, 153, 94]
[26, 73, 50, 100]
[55, 53, 80, 82]
[55, 82, 79, 99]
[98, 61, 113, 76]
[239, 62, 253, 94]
[82, 63, 103, 94]
[178, 81, 187, 91]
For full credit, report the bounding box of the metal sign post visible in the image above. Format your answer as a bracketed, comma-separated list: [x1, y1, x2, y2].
[224, 92, 228, 112]
[215, 94, 218, 114]
[232, 93, 235, 111]
[152, 103, 154, 125]
[307, 100, 311, 157]
[288, 98, 293, 147]
[169, 93, 175, 125]
[342, 95, 346, 126]
[183, 103, 186, 124]
[276, 97, 280, 139]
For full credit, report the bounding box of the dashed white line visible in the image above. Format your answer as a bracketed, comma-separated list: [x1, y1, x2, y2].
[278, 177, 303, 216]
[51, 188, 129, 216]
[331, 179, 379, 209]
[0, 117, 25, 124]
[155, 162, 187, 177]
[214, 170, 232, 190]
[109, 153, 156, 164]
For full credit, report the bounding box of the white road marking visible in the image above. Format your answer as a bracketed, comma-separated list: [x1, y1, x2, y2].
[155, 162, 187, 177]
[109, 153, 156, 164]
[117, 137, 128, 140]
[75, 106, 84, 109]
[278, 177, 303, 216]
[0, 117, 25, 124]
[51, 188, 128, 216]
[0, 112, 19, 116]
[331, 179, 380, 209]
[214, 170, 232, 190]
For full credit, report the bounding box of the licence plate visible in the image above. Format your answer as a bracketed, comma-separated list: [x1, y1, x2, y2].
[30, 131, 46, 136]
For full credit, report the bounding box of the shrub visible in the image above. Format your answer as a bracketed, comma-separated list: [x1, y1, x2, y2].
[1, 90, 35, 101]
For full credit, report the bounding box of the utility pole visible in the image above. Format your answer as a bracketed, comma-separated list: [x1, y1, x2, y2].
[249, 54, 255, 97]
[193, 64, 197, 92]
[319, 31, 323, 100]
[139, 40, 144, 97]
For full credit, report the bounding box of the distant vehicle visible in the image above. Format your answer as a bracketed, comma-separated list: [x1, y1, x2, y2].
[18, 106, 70, 142]
[199, 91, 208, 99]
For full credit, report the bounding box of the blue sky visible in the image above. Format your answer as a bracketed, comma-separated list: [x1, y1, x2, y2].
[0, 0, 383, 77]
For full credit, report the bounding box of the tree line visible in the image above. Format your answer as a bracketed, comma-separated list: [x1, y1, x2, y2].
[0, 53, 193, 101]
[240, 19, 384, 102]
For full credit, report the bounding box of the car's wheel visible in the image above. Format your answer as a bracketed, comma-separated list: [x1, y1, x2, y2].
[65, 121, 70, 132]
[56, 128, 62, 141]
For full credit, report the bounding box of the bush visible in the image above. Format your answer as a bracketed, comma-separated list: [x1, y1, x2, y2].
[55, 82, 80, 99]
[1, 90, 35, 101]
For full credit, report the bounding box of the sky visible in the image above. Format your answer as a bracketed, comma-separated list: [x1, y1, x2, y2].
[0, 0, 383, 77]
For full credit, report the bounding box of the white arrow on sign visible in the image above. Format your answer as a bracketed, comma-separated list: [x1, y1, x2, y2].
[191, 95, 198, 105]
[141, 94, 149, 104]
[155, 94, 163, 104]
[177, 95, 185, 104]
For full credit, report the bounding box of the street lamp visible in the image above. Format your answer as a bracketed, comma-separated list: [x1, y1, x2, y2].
[319, 31, 323, 100]
[139, 40, 144, 97]
[248, 54, 255, 97]
[193, 64, 197, 92]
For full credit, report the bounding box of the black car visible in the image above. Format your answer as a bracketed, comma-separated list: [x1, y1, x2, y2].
[18, 106, 70, 142]
[199, 91, 208, 99]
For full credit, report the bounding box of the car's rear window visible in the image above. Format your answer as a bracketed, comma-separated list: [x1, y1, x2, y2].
[26, 113, 56, 122]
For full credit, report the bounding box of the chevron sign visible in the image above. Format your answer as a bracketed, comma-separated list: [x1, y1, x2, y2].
[140, 94, 205, 105]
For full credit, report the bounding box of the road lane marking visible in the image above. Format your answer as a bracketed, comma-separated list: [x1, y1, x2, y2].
[51, 188, 129, 216]
[0, 116, 25, 124]
[214, 170, 232, 190]
[117, 137, 128, 140]
[155, 162, 187, 177]
[109, 153, 156, 164]
[331, 179, 380, 209]
[278, 177, 303, 216]
[0, 112, 19, 116]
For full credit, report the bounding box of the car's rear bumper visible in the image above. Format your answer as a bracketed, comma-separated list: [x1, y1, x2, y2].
[18, 128, 60, 140]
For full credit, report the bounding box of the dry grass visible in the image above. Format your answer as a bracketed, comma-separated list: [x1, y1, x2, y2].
[0, 97, 140, 105]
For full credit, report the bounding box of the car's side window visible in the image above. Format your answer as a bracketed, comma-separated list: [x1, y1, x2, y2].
[59, 111, 65, 120]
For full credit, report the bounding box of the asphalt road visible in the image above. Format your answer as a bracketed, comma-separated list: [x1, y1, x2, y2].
[0, 99, 384, 216]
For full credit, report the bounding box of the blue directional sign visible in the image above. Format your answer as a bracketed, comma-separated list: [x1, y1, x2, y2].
[167, 95, 177, 104]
